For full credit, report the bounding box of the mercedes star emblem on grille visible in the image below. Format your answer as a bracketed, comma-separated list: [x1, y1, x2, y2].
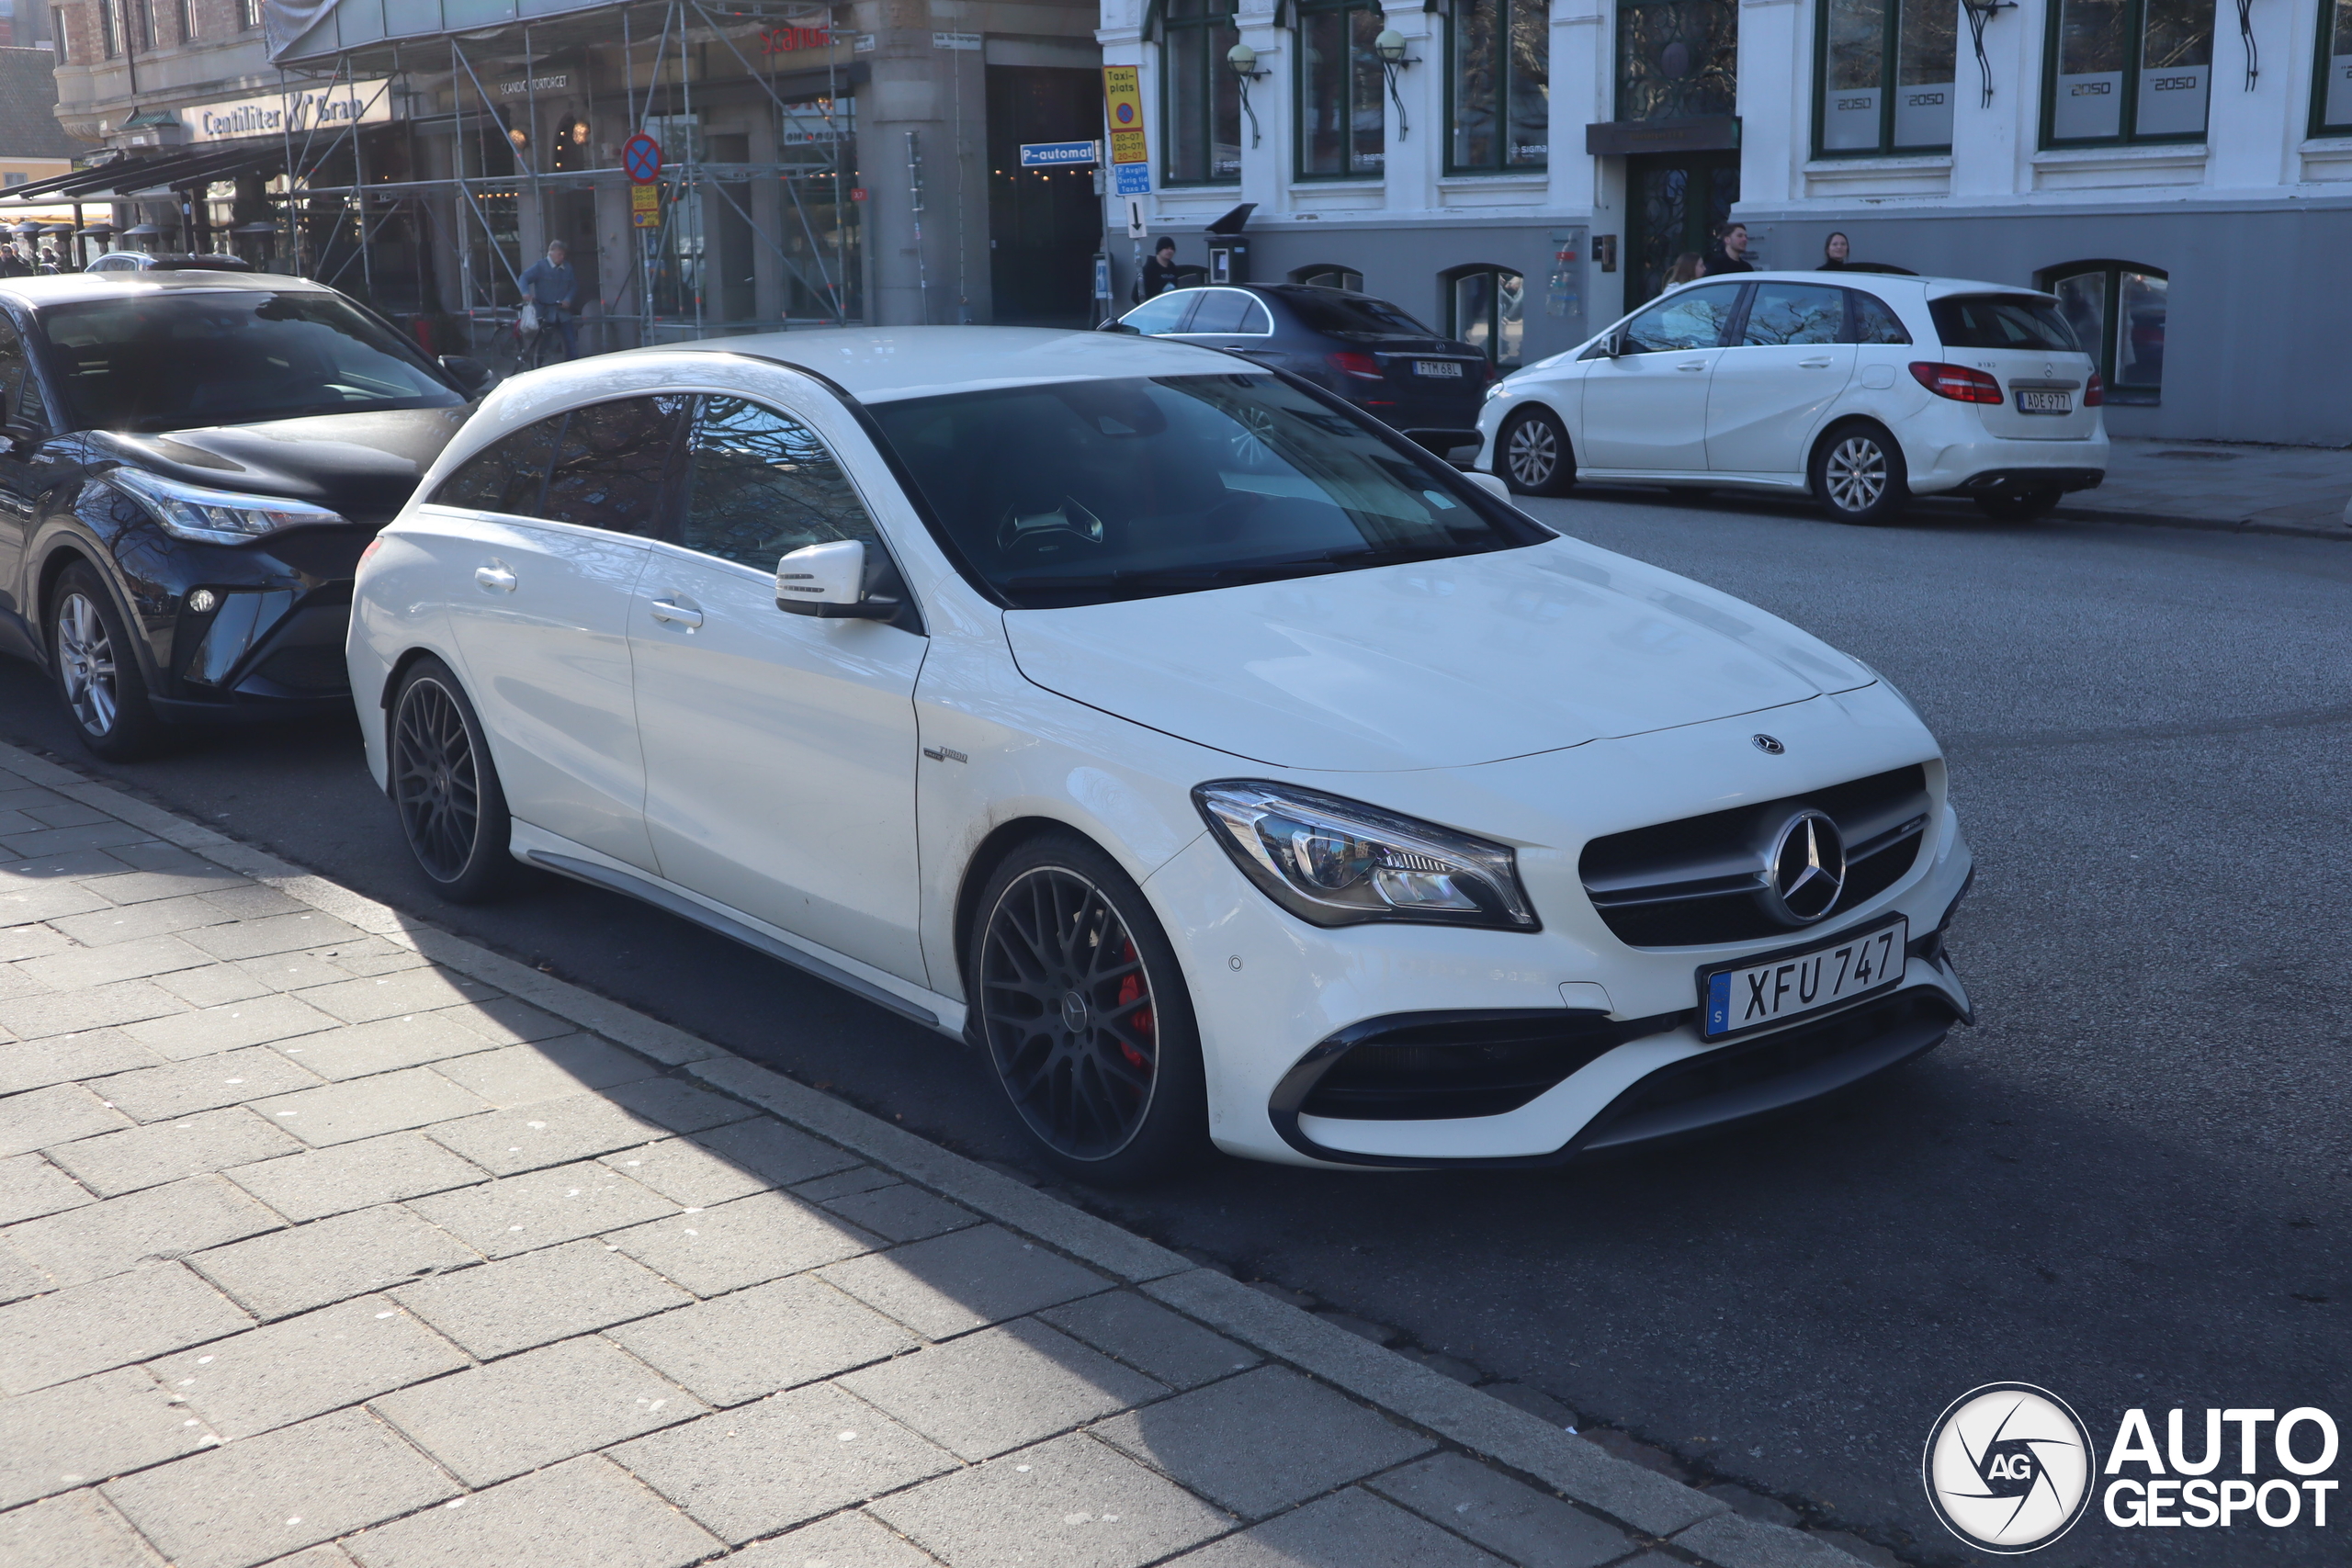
[1752, 734, 1786, 754]
[1760, 809, 1847, 926]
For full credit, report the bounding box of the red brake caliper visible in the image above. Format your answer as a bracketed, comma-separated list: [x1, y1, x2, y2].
[1115, 939, 1152, 1072]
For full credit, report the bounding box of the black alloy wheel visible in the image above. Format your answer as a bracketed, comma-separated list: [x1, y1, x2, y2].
[1498, 406, 1576, 496]
[971, 834, 1205, 1183]
[389, 658, 515, 902]
[49, 563, 164, 761]
[1973, 486, 2063, 522]
[1811, 423, 1911, 525]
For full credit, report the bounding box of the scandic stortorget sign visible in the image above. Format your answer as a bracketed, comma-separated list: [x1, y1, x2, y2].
[181, 79, 394, 144]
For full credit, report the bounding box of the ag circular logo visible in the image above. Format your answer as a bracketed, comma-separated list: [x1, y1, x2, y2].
[1923, 1383, 2098, 1554]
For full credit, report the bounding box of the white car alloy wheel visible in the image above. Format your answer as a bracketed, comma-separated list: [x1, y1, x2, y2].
[53, 591, 117, 738]
[1814, 424, 1909, 525]
[1500, 408, 1572, 496]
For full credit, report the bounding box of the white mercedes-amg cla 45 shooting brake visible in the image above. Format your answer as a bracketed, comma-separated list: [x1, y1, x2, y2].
[347, 328, 1975, 1180]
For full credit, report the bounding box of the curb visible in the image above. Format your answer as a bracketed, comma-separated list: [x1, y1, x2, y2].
[0, 736, 1883, 1568]
[2050, 502, 2352, 542]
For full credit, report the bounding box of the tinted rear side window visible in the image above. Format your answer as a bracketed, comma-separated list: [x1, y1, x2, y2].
[431, 415, 562, 514]
[1929, 295, 2080, 352]
[539, 395, 687, 536]
[1845, 291, 1912, 344]
[1279, 291, 1436, 337]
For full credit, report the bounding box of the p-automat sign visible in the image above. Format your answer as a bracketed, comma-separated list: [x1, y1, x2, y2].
[183, 80, 394, 144]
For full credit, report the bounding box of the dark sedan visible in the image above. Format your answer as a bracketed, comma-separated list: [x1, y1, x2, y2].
[0, 272, 488, 759]
[1103, 283, 1491, 455]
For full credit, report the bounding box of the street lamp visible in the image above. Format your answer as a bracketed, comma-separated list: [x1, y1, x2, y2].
[1227, 41, 1269, 147]
[1374, 28, 1417, 140]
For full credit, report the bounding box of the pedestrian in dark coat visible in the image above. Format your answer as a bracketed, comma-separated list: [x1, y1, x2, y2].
[1137, 237, 1180, 300]
[1819, 231, 1853, 270]
[1703, 222, 1755, 275]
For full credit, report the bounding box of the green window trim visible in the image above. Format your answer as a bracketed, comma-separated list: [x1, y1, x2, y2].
[1161, 0, 1244, 186]
[2041, 0, 2216, 148]
[2039, 258, 2167, 405]
[2312, 0, 2352, 135]
[1813, 0, 1956, 158]
[1444, 263, 1526, 368]
[1295, 0, 1388, 180]
[1446, 0, 1551, 175]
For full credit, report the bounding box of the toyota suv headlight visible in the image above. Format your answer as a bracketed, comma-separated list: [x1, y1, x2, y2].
[107, 468, 348, 546]
[1193, 782, 1537, 931]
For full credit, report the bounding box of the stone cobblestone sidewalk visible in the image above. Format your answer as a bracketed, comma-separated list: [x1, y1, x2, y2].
[2057, 436, 2352, 539]
[0, 739, 1877, 1568]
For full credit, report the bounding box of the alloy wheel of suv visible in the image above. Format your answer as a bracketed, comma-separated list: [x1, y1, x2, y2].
[970, 834, 1205, 1183]
[390, 658, 516, 902]
[50, 565, 164, 761]
[1499, 407, 1575, 496]
[1812, 424, 1910, 525]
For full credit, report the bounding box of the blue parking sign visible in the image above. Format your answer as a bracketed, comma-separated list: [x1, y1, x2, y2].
[1114, 164, 1152, 196]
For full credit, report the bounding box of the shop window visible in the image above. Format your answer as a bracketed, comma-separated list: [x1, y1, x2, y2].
[2044, 0, 2214, 144]
[1617, 0, 1736, 122]
[1297, 0, 1386, 177]
[1291, 264, 1363, 289]
[1450, 0, 1549, 172]
[2041, 260, 2166, 404]
[1445, 265, 1524, 367]
[2312, 0, 2352, 133]
[1162, 0, 1241, 185]
[1817, 0, 1956, 154]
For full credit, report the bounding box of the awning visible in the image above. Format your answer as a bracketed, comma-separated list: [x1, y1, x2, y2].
[0, 145, 292, 207]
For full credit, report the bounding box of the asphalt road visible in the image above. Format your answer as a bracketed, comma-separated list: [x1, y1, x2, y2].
[5, 493, 2347, 1565]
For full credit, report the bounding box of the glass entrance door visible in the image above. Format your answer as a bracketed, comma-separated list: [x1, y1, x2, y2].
[1623, 152, 1739, 307]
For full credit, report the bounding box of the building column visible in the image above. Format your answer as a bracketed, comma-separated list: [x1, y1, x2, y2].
[1950, 0, 2032, 197]
[855, 0, 993, 325]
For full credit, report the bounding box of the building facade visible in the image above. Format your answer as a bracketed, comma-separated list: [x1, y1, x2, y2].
[1104, 0, 2352, 443]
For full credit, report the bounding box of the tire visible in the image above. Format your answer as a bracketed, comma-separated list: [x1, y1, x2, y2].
[1810, 423, 1911, 525]
[1498, 407, 1576, 496]
[49, 563, 166, 761]
[967, 831, 1208, 1184]
[1973, 486, 2062, 522]
[387, 657, 516, 903]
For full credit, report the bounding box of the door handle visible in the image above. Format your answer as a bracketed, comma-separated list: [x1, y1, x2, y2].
[1799, 357, 1834, 368]
[1676, 360, 1707, 372]
[649, 598, 704, 628]
[474, 563, 515, 592]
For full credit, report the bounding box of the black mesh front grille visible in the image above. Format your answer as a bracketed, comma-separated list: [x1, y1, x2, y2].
[1297, 1010, 1677, 1122]
[1579, 765, 1930, 948]
[251, 645, 351, 694]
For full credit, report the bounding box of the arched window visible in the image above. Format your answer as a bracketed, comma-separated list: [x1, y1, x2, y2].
[1290, 264, 1364, 289]
[2039, 259, 2166, 405]
[1444, 265, 1525, 368]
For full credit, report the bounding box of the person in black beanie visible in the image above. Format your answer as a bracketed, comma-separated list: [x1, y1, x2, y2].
[1138, 237, 1181, 300]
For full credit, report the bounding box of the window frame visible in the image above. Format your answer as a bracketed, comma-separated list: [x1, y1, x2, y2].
[1294, 0, 1388, 181]
[52, 6, 69, 61]
[1166, 286, 1275, 336]
[1444, 0, 1550, 175]
[1159, 0, 1244, 186]
[1442, 263, 1528, 368]
[2312, 0, 2352, 135]
[2036, 259, 2166, 404]
[100, 0, 120, 58]
[1812, 0, 1957, 158]
[238, 0, 260, 28]
[2040, 0, 2216, 149]
[175, 0, 195, 43]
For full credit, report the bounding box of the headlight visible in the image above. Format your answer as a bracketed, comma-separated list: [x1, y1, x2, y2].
[1484, 379, 1509, 401]
[107, 467, 347, 546]
[1193, 781, 1538, 931]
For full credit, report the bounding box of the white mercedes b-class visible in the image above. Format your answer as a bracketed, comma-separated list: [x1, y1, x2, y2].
[347, 328, 1975, 1180]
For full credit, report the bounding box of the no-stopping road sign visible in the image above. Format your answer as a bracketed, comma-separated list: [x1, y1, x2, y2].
[623, 133, 662, 184]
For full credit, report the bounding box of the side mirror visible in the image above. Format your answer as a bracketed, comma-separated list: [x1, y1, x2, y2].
[440, 355, 492, 395]
[1604, 328, 1629, 358]
[1462, 470, 1511, 503]
[776, 539, 897, 619]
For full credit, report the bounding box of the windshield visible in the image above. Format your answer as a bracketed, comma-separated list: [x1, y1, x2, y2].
[37, 290, 465, 433]
[1279, 291, 1438, 338]
[869, 374, 1547, 609]
[1928, 294, 2081, 353]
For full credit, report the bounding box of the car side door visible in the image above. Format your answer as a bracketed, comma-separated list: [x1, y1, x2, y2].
[628, 391, 930, 985]
[1578, 283, 1742, 471]
[426, 394, 685, 872]
[1704, 279, 1858, 475]
[0, 312, 50, 639]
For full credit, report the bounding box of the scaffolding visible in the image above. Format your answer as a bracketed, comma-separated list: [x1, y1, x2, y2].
[263, 0, 862, 356]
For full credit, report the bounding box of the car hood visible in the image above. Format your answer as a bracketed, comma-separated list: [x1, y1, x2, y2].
[86, 405, 473, 525]
[1001, 536, 1876, 772]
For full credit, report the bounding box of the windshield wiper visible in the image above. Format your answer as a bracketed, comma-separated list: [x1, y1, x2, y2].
[1004, 545, 1467, 597]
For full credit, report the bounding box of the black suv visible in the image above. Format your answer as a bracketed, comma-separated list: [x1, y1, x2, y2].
[0, 272, 488, 758]
[1103, 283, 1491, 456]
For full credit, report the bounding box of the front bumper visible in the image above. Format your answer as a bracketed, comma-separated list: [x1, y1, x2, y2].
[1142, 695, 1976, 1168]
